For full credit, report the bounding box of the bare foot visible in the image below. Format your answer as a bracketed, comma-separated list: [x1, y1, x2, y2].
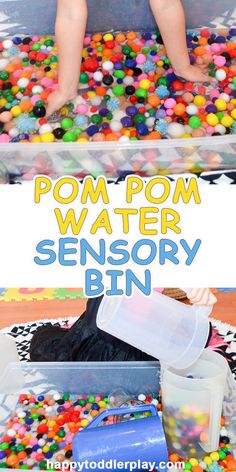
[174, 65, 216, 83]
[46, 90, 77, 117]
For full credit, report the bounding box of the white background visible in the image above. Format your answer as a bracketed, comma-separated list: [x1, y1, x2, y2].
[0, 178, 235, 289]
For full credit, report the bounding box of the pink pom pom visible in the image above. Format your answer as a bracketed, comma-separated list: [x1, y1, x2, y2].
[0, 134, 10, 143]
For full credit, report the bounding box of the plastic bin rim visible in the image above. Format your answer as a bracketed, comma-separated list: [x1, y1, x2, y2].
[6, 360, 159, 368]
[0, 360, 160, 391]
[0, 134, 235, 151]
[0, 360, 160, 378]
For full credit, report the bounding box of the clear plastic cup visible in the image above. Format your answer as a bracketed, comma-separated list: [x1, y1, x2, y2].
[73, 404, 169, 471]
[97, 290, 211, 369]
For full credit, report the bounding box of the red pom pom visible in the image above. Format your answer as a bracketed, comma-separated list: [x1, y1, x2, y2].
[37, 424, 48, 434]
[83, 58, 99, 72]
[172, 80, 184, 91]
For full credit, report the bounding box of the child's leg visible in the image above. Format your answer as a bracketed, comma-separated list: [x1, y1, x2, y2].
[47, 0, 88, 116]
[149, 0, 214, 82]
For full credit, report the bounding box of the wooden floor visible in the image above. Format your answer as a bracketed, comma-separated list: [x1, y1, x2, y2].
[0, 291, 235, 329]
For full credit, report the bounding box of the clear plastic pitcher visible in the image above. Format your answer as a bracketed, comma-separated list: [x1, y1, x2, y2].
[0, 334, 19, 378]
[97, 290, 211, 369]
[162, 349, 229, 457]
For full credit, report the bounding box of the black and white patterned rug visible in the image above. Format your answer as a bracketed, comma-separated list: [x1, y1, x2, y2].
[0, 316, 78, 362]
[1, 316, 236, 380]
[109, 169, 236, 187]
[11, 169, 236, 186]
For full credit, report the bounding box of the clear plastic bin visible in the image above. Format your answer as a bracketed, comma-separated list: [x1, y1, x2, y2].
[0, 0, 235, 179]
[1, 137, 236, 180]
[0, 361, 160, 470]
[0, 362, 161, 471]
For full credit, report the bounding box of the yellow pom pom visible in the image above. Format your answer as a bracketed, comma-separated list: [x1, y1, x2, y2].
[82, 49, 88, 58]
[203, 456, 212, 466]
[231, 108, 236, 120]
[215, 98, 227, 111]
[98, 400, 106, 408]
[189, 458, 198, 467]
[48, 420, 56, 428]
[80, 419, 89, 427]
[42, 446, 50, 453]
[87, 91, 96, 99]
[11, 105, 22, 117]
[77, 137, 89, 142]
[30, 136, 41, 143]
[103, 33, 114, 41]
[11, 86, 19, 95]
[40, 132, 55, 143]
[221, 115, 234, 127]
[139, 79, 151, 90]
[206, 113, 219, 126]
[0, 99, 7, 107]
[194, 95, 206, 107]
[210, 452, 220, 461]
[46, 70, 55, 78]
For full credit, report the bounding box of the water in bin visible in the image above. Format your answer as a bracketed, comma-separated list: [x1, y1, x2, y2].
[161, 349, 229, 457]
[73, 404, 169, 472]
[97, 289, 211, 369]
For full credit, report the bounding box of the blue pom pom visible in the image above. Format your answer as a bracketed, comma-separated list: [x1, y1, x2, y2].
[74, 115, 88, 128]
[154, 119, 168, 135]
[231, 123, 236, 135]
[156, 85, 170, 99]
[15, 115, 36, 133]
[107, 97, 120, 112]
[143, 61, 155, 73]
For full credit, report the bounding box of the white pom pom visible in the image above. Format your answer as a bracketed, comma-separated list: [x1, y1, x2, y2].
[215, 69, 227, 81]
[102, 61, 114, 72]
[3, 39, 13, 49]
[167, 123, 185, 138]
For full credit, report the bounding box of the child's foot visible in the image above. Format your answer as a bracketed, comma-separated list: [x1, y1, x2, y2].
[174, 65, 216, 83]
[46, 90, 77, 117]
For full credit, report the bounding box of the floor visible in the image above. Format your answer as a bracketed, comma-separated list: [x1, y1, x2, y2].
[0, 290, 235, 329]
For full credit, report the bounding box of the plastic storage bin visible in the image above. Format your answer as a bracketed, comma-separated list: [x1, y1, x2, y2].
[0, 362, 160, 470]
[0, 361, 162, 470]
[97, 291, 211, 369]
[162, 350, 229, 457]
[0, 0, 235, 179]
